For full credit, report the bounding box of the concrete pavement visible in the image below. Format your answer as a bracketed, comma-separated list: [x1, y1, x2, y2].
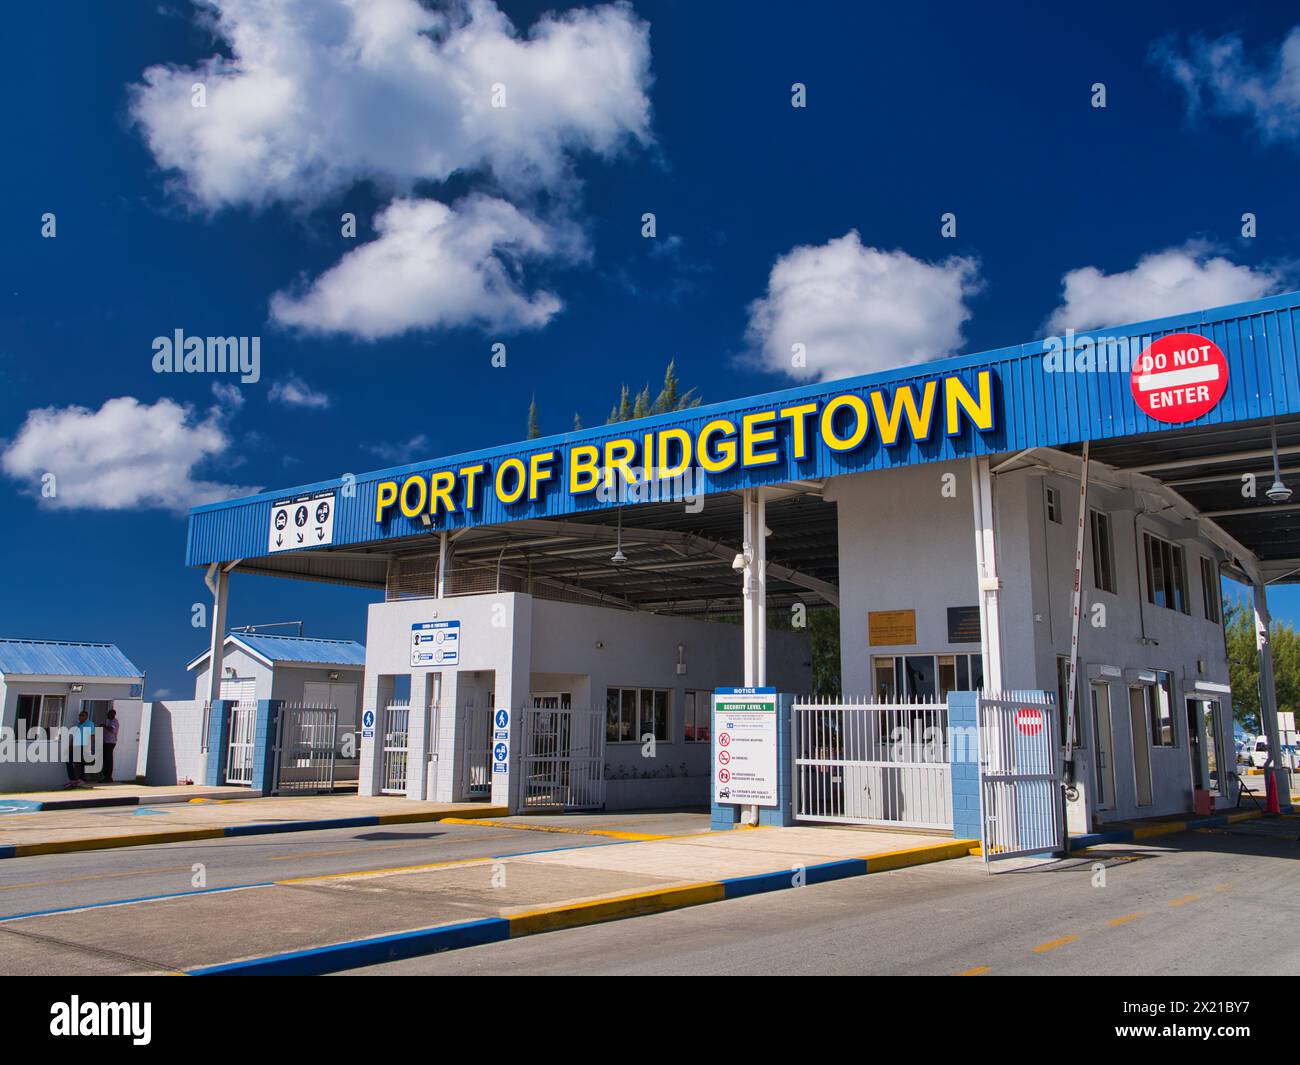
[0, 823, 976, 975]
[0, 794, 506, 857]
[0, 783, 251, 812]
[340, 815, 1300, 976]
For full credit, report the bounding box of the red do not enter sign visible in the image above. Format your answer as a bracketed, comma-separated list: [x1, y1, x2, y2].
[1131, 332, 1228, 424]
[1015, 708, 1044, 737]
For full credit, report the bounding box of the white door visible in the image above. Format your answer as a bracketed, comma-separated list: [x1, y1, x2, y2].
[1090, 683, 1116, 812]
[303, 681, 358, 732]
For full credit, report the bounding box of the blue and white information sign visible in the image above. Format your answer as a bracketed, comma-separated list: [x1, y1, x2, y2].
[361, 708, 375, 739]
[492, 709, 510, 775]
[712, 687, 778, 807]
[411, 620, 460, 667]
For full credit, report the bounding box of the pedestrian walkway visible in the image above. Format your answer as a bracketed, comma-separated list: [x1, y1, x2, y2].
[0, 794, 505, 858]
[0, 824, 978, 975]
[0, 783, 251, 813]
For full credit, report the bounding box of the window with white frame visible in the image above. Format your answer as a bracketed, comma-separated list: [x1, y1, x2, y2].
[15, 694, 65, 738]
[684, 690, 710, 742]
[1200, 556, 1221, 623]
[606, 687, 670, 743]
[1045, 484, 1062, 524]
[1150, 672, 1176, 747]
[1090, 510, 1116, 593]
[872, 653, 983, 699]
[1144, 532, 1189, 614]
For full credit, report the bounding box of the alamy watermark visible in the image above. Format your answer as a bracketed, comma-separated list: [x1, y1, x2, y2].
[152, 329, 260, 383]
[1041, 329, 1154, 375]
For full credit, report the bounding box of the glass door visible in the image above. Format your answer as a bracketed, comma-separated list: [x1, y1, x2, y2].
[1127, 687, 1154, 807]
[1090, 683, 1116, 811]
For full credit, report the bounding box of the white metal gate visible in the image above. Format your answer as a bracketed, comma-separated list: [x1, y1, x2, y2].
[977, 691, 1063, 861]
[521, 706, 605, 810]
[225, 704, 256, 785]
[380, 701, 410, 795]
[793, 698, 952, 830]
[461, 705, 493, 797]
[273, 705, 338, 794]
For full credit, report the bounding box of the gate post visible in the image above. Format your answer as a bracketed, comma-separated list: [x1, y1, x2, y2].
[204, 700, 233, 786]
[250, 699, 282, 796]
[947, 690, 981, 843]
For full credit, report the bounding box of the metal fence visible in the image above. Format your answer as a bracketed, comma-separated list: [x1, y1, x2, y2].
[792, 697, 952, 830]
[380, 701, 411, 795]
[225, 704, 256, 786]
[977, 691, 1062, 861]
[272, 704, 338, 794]
[460, 705, 493, 797]
[521, 706, 605, 810]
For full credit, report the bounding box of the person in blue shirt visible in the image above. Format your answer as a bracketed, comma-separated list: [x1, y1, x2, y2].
[64, 709, 95, 788]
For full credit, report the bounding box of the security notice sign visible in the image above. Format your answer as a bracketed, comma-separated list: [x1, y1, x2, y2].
[268, 490, 335, 553]
[411, 620, 460, 667]
[712, 687, 778, 807]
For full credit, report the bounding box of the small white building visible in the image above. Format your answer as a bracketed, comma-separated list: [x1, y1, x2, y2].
[187, 632, 365, 734]
[0, 638, 145, 791]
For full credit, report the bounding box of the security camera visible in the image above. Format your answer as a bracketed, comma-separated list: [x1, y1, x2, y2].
[731, 552, 747, 572]
[1266, 478, 1293, 503]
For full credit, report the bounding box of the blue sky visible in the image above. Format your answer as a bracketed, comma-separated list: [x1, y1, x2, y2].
[2, 0, 1298, 697]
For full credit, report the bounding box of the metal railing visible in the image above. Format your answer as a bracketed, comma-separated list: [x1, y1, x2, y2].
[273, 704, 338, 794]
[225, 704, 256, 786]
[521, 706, 605, 810]
[460, 705, 493, 797]
[380, 701, 411, 795]
[793, 697, 952, 830]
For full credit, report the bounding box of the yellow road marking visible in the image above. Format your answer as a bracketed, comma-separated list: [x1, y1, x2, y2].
[277, 855, 493, 884]
[1108, 912, 1144, 927]
[1032, 935, 1078, 953]
[1168, 894, 1199, 907]
[1214, 883, 1233, 892]
[957, 966, 990, 976]
[267, 839, 440, 861]
[439, 817, 669, 841]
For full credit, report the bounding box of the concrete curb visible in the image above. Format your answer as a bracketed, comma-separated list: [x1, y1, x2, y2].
[1068, 808, 1269, 850]
[186, 836, 980, 976]
[0, 806, 510, 860]
[0, 789, 251, 813]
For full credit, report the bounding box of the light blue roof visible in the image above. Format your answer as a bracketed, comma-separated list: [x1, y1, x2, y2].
[192, 633, 366, 669]
[0, 639, 142, 679]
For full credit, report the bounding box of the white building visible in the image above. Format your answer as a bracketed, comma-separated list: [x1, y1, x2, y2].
[0, 639, 145, 791]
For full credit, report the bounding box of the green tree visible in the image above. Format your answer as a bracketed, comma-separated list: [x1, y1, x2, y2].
[1224, 594, 1300, 731]
[526, 395, 541, 440]
[572, 412, 583, 431]
[606, 362, 702, 424]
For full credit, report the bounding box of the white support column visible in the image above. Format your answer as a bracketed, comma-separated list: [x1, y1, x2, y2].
[437, 531, 449, 598]
[742, 489, 767, 687]
[1254, 581, 1289, 805]
[204, 564, 229, 710]
[970, 458, 1004, 694]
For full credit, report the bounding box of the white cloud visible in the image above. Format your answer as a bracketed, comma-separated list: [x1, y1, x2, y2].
[129, 0, 653, 209]
[271, 196, 571, 338]
[0, 396, 258, 513]
[365, 433, 431, 464]
[269, 374, 331, 409]
[1153, 28, 1300, 142]
[1044, 244, 1285, 334]
[745, 232, 981, 382]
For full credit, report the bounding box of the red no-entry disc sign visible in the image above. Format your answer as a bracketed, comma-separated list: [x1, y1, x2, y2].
[1131, 332, 1228, 424]
[1016, 708, 1044, 737]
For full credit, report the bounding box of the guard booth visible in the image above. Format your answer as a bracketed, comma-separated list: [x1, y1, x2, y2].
[183, 292, 1300, 824]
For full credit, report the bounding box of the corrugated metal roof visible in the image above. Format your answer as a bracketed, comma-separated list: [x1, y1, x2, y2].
[185, 291, 1300, 567]
[193, 634, 366, 668]
[0, 639, 142, 678]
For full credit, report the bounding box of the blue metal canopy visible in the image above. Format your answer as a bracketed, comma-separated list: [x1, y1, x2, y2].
[186, 291, 1300, 570]
[0, 639, 143, 679]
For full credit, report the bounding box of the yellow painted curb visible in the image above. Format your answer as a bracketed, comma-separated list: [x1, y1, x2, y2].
[278, 854, 494, 884]
[1134, 820, 1187, 839]
[438, 816, 668, 841]
[509, 881, 725, 937]
[866, 839, 979, 872]
[14, 828, 227, 857]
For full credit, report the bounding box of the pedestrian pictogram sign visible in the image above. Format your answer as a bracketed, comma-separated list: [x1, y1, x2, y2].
[1016, 707, 1044, 736]
[1131, 332, 1228, 424]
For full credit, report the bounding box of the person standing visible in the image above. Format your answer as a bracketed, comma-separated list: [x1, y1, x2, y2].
[65, 709, 93, 788]
[101, 708, 119, 783]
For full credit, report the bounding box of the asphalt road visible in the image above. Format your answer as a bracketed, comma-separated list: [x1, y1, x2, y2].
[0, 820, 624, 920]
[341, 816, 1300, 975]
